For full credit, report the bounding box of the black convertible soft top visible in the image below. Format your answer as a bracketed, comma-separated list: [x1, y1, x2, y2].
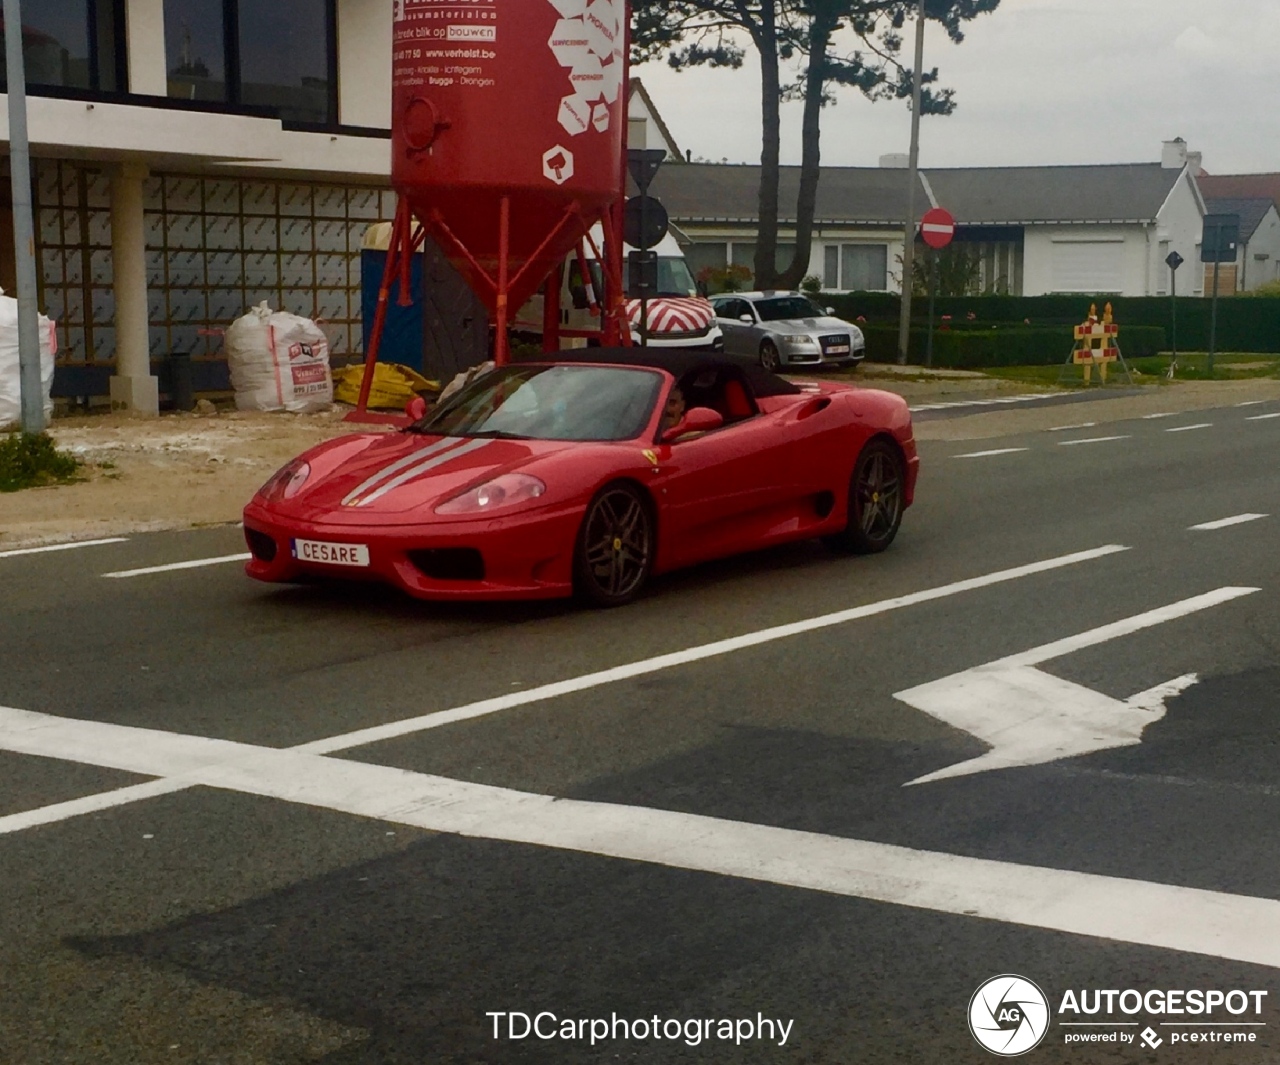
[521, 347, 803, 399]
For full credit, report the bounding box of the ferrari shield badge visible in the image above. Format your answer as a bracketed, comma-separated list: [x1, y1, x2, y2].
[642, 449, 659, 467]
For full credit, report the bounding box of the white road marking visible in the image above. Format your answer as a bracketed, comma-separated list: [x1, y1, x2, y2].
[0, 779, 187, 836]
[953, 448, 1030, 459]
[896, 588, 1257, 785]
[908, 394, 1047, 413]
[1236, 400, 1269, 407]
[1057, 436, 1131, 447]
[1142, 413, 1176, 420]
[1247, 412, 1280, 421]
[0, 538, 128, 560]
[103, 554, 252, 579]
[4, 702, 1280, 969]
[3, 545, 1132, 830]
[1047, 422, 1096, 432]
[298, 545, 1131, 755]
[1166, 423, 1212, 433]
[1189, 514, 1269, 531]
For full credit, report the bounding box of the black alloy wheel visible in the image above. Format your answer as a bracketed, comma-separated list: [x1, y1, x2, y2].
[574, 483, 655, 606]
[824, 438, 905, 554]
[759, 339, 781, 372]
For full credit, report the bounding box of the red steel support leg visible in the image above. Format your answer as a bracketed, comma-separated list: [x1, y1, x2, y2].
[494, 196, 511, 366]
[347, 200, 408, 421]
[542, 260, 563, 353]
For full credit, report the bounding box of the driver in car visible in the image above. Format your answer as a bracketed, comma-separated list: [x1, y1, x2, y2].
[659, 385, 687, 435]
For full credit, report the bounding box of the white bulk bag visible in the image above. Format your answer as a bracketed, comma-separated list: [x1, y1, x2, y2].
[0, 289, 56, 429]
[225, 302, 333, 413]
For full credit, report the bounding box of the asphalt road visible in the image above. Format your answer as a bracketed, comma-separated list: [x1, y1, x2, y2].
[2, 396, 1279, 1064]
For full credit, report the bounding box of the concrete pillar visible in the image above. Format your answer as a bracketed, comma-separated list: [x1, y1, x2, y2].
[109, 161, 158, 415]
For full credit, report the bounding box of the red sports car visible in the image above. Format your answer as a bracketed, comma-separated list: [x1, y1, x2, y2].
[243, 350, 919, 606]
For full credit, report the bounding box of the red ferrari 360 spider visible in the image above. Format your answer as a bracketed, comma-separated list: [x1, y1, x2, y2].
[243, 350, 919, 606]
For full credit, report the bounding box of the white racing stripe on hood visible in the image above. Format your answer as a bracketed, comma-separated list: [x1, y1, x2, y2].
[353, 438, 494, 508]
[341, 438, 463, 508]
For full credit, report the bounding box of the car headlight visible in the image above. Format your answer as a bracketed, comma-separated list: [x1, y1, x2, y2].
[258, 459, 311, 503]
[780, 334, 818, 346]
[435, 473, 546, 516]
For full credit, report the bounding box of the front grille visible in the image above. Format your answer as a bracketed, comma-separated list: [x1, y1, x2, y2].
[819, 333, 853, 357]
[245, 528, 278, 563]
[408, 548, 486, 582]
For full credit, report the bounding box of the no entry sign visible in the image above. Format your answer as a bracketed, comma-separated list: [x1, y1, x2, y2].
[921, 207, 956, 250]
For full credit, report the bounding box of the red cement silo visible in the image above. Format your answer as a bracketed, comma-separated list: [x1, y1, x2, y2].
[390, 0, 627, 360]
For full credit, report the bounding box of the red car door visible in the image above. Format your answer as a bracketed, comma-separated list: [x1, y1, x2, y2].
[651, 415, 789, 570]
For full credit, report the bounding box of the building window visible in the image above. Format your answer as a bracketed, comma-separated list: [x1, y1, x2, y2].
[0, 0, 124, 92]
[165, 0, 227, 102]
[164, 0, 337, 125]
[239, 0, 336, 126]
[840, 244, 888, 291]
[823, 246, 839, 289]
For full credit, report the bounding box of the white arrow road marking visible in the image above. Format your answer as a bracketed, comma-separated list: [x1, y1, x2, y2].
[896, 588, 1259, 786]
[4, 703, 1280, 969]
[1, 545, 1132, 834]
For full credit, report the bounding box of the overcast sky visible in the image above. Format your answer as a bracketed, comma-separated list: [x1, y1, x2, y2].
[634, 0, 1280, 174]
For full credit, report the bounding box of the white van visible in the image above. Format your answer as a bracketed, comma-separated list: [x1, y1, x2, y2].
[515, 229, 724, 351]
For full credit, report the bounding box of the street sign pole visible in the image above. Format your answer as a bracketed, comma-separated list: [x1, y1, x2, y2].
[919, 207, 955, 370]
[926, 248, 938, 369]
[1165, 249, 1183, 379]
[1209, 258, 1221, 378]
[627, 150, 666, 350]
[895, 0, 926, 366]
[4, 0, 47, 434]
[1200, 215, 1238, 380]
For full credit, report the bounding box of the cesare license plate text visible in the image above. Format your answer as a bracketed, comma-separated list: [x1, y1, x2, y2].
[293, 539, 370, 567]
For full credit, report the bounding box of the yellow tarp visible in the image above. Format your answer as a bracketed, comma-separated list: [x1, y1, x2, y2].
[333, 363, 440, 409]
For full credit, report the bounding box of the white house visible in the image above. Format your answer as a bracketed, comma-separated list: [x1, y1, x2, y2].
[653, 140, 1208, 300]
[1200, 197, 1280, 292]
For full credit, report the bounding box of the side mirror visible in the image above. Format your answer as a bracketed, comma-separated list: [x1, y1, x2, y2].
[696, 279, 709, 297]
[405, 395, 429, 422]
[662, 406, 724, 443]
[739, 314, 754, 324]
[825, 306, 835, 315]
[569, 283, 590, 310]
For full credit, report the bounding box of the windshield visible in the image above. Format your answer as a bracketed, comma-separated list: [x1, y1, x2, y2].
[624, 256, 699, 298]
[412, 365, 663, 442]
[754, 296, 825, 322]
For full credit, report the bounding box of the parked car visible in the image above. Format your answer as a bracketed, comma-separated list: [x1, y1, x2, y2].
[710, 291, 865, 371]
[243, 349, 917, 607]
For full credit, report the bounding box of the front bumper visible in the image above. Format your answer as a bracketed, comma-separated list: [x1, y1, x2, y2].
[242, 500, 584, 601]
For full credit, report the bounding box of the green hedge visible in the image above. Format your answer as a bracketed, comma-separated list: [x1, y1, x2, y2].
[861, 325, 1167, 369]
[829, 293, 1280, 353]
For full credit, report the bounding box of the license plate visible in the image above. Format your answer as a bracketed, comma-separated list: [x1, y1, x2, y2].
[824, 345, 851, 354]
[292, 539, 370, 567]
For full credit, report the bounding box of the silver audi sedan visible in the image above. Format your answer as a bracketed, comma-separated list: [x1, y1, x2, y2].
[709, 291, 866, 371]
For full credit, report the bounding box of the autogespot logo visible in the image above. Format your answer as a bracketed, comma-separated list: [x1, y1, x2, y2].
[969, 975, 1051, 1056]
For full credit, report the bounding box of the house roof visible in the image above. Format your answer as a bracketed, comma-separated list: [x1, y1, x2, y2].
[651, 162, 1189, 228]
[1202, 197, 1277, 242]
[628, 78, 683, 161]
[1198, 173, 1280, 208]
[925, 164, 1184, 225]
[648, 163, 922, 226]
